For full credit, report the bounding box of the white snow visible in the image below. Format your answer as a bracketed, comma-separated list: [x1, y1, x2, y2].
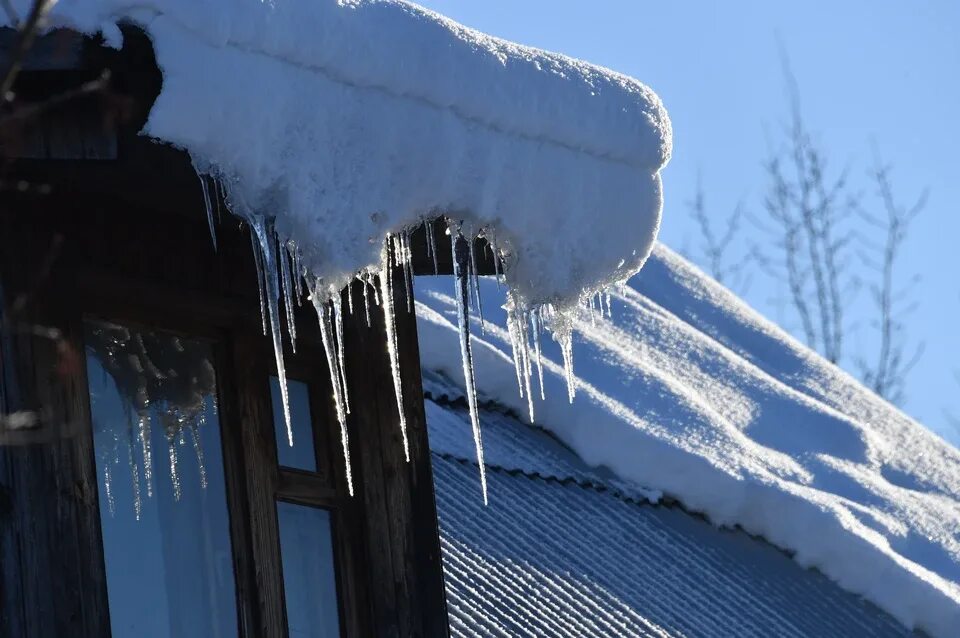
[31, 0, 671, 306]
[416, 245, 960, 638]
[22, 0, 671, 500]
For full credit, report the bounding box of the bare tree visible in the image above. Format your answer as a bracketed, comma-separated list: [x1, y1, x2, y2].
[755, 56, 856, 365]
[855, 157, 926, 404]
[687, 174, 752, 293]
[692, 50, 926, 405]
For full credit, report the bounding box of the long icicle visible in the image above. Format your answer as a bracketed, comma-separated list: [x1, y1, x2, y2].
[361, 275, 372, 328]
[506, 303, 525, 399]
[333, 292, 351, 415]
[467, 236, 485, 333]
[279, 239, 297, 353]
[452, 229, 488, 504]
[400, 231, 414, 313]
[426, 218, 439, 275]
[311, 291, 354, 495]
[380, 242, 411, 462]
[199, 174, 217, 251]
[532, 308, 546, 401]
[250, 217, 294, 446]
[250, 230, 268, 336]
[515, 304, 535, 422]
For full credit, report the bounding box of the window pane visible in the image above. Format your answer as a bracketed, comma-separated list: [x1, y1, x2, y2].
[270, 376, 317, 471]
[277, 502, 341, 638]
[85, 321, 238, 638]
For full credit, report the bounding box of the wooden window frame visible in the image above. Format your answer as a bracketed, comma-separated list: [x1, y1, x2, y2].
[0, 184, 449, 637]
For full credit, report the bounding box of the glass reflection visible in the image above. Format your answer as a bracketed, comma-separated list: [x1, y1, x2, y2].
[85, 320, 237, 638]
[270, 376, 317, 471]
[277, 502, 341, 638]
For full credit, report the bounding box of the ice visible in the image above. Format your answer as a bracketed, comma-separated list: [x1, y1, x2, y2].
[198, 173, 217, 251]
[531, 308, 546, 402]
[279, 239, 297, 354]
[310, 290, 354, 496]
[332, 293, 350, 415]
[380, 242, 411, 462]
[361, 276, 372, 328]
[451, 230, 488, 504]
[467, 238, 485, 334]
[415, 246, 960, 638]
[249, 216, 293, 448]
[426, 219, 440, 276]
[188, 422, 208, 491]
[249, 230, 268, 337]
[138, 414, 154, 497]
[166, 435, 181, 502]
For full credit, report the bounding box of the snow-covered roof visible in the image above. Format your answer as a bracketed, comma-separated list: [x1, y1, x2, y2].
[20, 0, 673, 492]
[31, 0, 670, 304]
[416, 244, 960, 638]
[424, 374, 912, 637]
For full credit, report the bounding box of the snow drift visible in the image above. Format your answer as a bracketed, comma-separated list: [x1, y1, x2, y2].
[35, 0, 671, 304]
[416, 245, 960, 638]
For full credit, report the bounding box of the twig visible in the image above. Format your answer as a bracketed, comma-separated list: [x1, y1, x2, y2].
[0, 0, 53, 101]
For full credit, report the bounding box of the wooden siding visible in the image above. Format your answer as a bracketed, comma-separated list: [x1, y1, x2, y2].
[0, 185, 449, 636]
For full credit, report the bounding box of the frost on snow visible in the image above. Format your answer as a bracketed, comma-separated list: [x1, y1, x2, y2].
[416, 246, 960, 638]
[29, 0, 671, 497]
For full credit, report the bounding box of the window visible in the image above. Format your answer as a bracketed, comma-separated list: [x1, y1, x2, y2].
[85, 320, 238, 638]
[271, 376, 318, 472]
[277, 502, 341, 638]
[0, 196, 447, 637]
[268, 374, 344, 635]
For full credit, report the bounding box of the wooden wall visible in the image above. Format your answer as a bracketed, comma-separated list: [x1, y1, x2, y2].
[0, 184, 449, 636]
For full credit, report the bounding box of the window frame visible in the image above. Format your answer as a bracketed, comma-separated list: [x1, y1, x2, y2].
[76, 291, 366, 638]
[0, 184, 449, 638]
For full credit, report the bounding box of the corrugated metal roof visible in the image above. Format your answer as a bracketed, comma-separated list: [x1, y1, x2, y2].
[426, 382, 914, 637]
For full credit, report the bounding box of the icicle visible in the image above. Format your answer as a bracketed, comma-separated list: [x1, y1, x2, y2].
[333, 293, 350, 415]
[250, 231, 269, 337]
[506, 305, 525, 399]
[167, 433, 182, 502]
[103, 453, 116, 517]
[467, 237, 485, 333]
[491, 236, 504, 289]
[290, 244, 304, 304]
[531, 308, 546, 401]
[279, 240, 298, 353]
[380, 247, 411, 462]
[512, 303, 535, 422]
[425, 218, 439, 275]
[198, 174, 217, 251]
[212, 176, 223, 223]
[138, 413, 154, 498]
[451, 230, 488, 504]
[310, 292, 355, 496]
[188, 422, 208, 490]
[559, 327, 576, 403]
[399, 231, 414, 314]
[361, 276, 372, 328]
[250, 217, 294, 447]
[126, 423, 142, 520]
[347, 279, 354, 315]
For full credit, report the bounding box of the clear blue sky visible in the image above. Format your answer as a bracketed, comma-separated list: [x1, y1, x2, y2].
[414, 0, 960, 443]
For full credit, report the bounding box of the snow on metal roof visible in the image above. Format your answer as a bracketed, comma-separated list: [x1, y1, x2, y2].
[426, 392, 912, 637]
[416, 244, 960, 637]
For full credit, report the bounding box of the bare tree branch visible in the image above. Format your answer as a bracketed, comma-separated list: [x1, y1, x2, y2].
[855, 155, 927, 403]
[687, 174, 752, 293]
[0, 0, 54, 101]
